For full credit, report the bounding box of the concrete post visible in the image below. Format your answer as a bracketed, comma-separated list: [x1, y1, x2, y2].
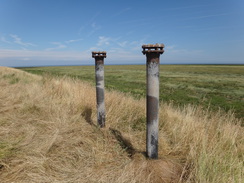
[142, 44, 164, 159]
[92, 51, 106, 128]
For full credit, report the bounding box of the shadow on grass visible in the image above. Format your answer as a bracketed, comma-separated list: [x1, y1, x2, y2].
[109, 128, 146, 159]
[81, 107, 96, 127]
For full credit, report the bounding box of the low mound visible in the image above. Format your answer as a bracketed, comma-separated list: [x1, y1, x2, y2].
[0, 67, 243, 183]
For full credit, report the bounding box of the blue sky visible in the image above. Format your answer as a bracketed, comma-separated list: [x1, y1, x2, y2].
[0, 0, 243, 67]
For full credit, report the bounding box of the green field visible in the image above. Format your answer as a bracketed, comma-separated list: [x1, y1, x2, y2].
[20, 65, 244, 119]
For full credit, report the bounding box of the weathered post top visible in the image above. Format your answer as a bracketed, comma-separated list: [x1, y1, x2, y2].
[92, 51, 107, 58]
[142, 44, 165, 55]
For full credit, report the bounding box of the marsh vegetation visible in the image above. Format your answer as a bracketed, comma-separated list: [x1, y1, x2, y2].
[21, 65, 244, 120]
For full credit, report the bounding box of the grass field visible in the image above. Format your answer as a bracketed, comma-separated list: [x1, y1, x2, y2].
[21, 65, 244, 120]
[1, 66, 243, 182]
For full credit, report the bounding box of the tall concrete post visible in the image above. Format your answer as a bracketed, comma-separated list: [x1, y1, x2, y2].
[92, 51, 106, 128]
[142, 44, 164, 159]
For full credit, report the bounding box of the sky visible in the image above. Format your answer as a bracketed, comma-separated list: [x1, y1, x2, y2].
[0, 0, 243, 67]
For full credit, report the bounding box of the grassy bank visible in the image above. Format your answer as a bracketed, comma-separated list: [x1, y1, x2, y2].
[1, 66, 243, 182]
[21, 65, 244, 120]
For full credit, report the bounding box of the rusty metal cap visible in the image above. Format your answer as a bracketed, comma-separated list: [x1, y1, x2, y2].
[142, 44, 164, 54]
[92, 51, 107, 58]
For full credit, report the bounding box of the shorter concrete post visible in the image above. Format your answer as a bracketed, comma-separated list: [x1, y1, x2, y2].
[92, 51, 106, 128]
[142, 44, 164, 159]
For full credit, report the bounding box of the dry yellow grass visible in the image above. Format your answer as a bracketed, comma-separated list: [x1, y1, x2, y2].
[0, 66, 243, 183]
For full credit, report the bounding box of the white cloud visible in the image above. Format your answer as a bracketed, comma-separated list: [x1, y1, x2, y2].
[46, 42, 67, 51]
[165, 45, 176, 50]
[78, 13, 101, 36]
[10, 34, 36, 47]
[108, 47, 125, 53]
[97, 36, 110, 46]
[87, 47, 101, 52]
[163, 45, 206, 63]
[65, 38, 83, 44]
[0, 49, 90, 61]
[1, 36, 11, 44]
[87, 22, 101, 37]
[117, 41, 127, 47]
[91, 22, 101, 30]
[165, 46, 203, 55]
[0, 49, 94, 66]
[1, 46, 242, 67]
[46, 38, 83, 51]
[129, 39, 147, 50]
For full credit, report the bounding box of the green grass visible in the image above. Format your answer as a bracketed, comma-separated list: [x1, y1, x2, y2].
[2, 73, 20, 84]
[0, 141, 15, 161]
[20, 65, 244, 120]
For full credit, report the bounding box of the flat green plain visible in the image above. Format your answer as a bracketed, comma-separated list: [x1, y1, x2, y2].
[20, 65, 244, 119]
